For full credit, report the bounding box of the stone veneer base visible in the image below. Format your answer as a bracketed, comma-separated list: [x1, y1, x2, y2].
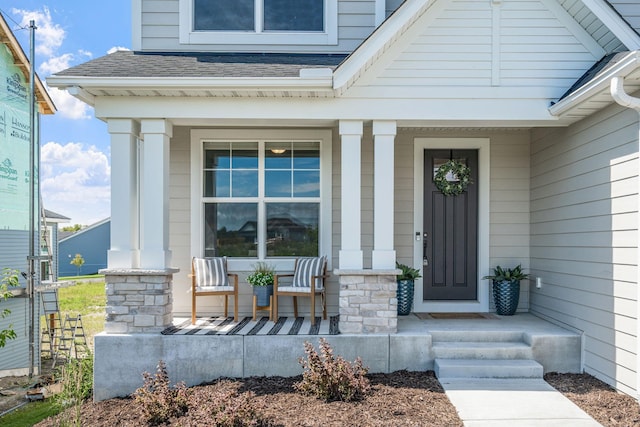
[100, 268, 178, 334]
[334, 269, 400, 334]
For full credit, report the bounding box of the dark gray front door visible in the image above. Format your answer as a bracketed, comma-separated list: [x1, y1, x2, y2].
[423, 149, 478, 300]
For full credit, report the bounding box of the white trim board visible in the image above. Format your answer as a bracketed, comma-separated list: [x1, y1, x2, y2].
[412, 138, 490, 313]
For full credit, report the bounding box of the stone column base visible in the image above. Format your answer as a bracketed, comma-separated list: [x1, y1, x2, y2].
[334, 269, 400, 334]
[101, 268, 178, 334]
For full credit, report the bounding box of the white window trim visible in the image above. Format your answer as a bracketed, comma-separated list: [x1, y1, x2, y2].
[190, 129, 332, 272]
[179, 0, 338, 46]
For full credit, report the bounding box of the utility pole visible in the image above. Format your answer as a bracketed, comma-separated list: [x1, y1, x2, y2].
[27, 19, 38, 379]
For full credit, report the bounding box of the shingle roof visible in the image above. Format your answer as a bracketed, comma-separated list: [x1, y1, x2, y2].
[53, 51, 348, 79]
[555, 51, 631, 102]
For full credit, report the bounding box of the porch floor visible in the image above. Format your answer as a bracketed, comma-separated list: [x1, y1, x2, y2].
[93, 312, 582, 401]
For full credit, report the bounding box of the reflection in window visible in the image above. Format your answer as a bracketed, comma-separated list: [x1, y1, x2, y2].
[204, 203, 258, 257]
[204, 142, 258, 197]
[266, 203, 319, 257]
[265, 142, 319, 197]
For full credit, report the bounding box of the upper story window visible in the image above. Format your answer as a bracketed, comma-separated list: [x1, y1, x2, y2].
[180, 0, 337, 46]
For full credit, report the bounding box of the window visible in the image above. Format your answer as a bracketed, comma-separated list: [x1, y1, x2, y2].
[191, 129, 331, 266]
[180, 0, 337, 45]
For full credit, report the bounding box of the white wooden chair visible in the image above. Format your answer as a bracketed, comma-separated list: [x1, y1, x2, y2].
[273, 256, 328, 325]
[191, 257, 238, 324]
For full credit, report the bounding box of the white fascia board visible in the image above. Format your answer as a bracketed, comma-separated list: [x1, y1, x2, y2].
[581, 0, 640, 50]
[549, 51, 640, 116]
[46, 76, 333, 93]
[333, 0, 433, 91]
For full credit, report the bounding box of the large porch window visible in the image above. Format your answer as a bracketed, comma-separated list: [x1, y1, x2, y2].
[192, 130, 330, 264]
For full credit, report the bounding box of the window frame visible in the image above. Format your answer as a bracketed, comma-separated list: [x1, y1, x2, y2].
[179, 0, 338, 46]
[191, 129, 332, 272]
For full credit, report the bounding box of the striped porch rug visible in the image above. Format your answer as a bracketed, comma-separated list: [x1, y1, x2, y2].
[162, 316, 340, 336]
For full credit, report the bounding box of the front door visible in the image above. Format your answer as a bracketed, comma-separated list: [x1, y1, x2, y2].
[423, 149, 478, 300]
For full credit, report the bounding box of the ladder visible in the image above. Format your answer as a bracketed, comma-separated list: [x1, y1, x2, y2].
[40, 203, 54, 282]
[58, 314, 89, 362]
[40, 289, 62, 362]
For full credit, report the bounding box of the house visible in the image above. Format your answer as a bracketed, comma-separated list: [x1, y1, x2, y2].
[42, 209, 70, 282]
[0, 13, 56, 376]
[48, 0, 640, 399]
[58, 218, 110, 277]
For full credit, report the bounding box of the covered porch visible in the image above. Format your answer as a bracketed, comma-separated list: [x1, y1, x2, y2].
[93, 313, 581, 400]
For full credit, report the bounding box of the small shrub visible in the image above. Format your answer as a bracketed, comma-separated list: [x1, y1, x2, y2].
[295, 338, 370, 402]
[134, 360, 191, 426]
[55, 353, 94, 426]
[186, 381, 267, 427]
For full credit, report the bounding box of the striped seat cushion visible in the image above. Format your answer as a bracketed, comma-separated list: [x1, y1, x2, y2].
[193, 257, 229, 289]
[292, 256, 326, 290]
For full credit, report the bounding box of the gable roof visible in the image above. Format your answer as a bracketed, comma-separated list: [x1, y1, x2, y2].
[0, 14, 56, 115]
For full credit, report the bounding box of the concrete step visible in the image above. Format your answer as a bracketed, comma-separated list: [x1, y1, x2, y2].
[430, 330, 525, 343]
[435, 359, 544, 379]
[432, 341, 533, 360]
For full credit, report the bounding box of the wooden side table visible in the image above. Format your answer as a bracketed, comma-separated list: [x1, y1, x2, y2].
[252, 295, 273, 321]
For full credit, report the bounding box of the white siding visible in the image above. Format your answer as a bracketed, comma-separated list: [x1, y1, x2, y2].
[139, 0, 375, 53]
[353, 0, 602, 103]
[530, 103, 639, 396]
[608, 0, 640, 34]
[559, 0, 626, 52]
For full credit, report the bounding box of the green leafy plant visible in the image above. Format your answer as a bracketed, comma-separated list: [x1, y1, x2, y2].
[55, 354, 94, 426]
[396, 262, 422, 281]
[483, 265, 529, 282]
[0, 268, 19, 348]
[246, 262, 275, 287]
[295, 338, 370, 402]
[134, 360, 191, 426]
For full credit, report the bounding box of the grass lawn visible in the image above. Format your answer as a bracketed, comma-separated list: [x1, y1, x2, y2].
[54, 280, 106, 349]
[0, 401, 58, 427]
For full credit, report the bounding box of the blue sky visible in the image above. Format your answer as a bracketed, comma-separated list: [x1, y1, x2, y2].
[4, 1, 131, 226]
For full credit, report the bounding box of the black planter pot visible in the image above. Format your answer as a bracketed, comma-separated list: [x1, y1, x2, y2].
[396, 279, 415, 316]
[492, 279, 520, 315]
[253, 284, 273, 306]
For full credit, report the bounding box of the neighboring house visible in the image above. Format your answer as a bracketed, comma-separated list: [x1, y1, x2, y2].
[48, 0, 640, 398]
[0, 13, 56, 376]
[42, 209, 70, 282]
[58, 218, 110, 277]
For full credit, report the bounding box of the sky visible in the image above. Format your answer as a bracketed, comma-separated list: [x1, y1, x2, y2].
[4, 1, 131, 227]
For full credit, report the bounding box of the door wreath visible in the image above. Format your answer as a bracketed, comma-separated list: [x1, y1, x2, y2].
[434, 160, 471, 196]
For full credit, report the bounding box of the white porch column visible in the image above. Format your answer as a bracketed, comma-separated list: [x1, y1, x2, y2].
[372, 120, 397, 269]
[107, 119, 140, 269]
[139, 119, 172, 269]
[339, 120, 363, 269]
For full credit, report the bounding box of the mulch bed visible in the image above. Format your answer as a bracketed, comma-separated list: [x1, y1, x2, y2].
[29, 371, 640, 427]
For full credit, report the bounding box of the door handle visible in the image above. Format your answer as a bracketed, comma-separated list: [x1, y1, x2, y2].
[422, 232, 428, 266]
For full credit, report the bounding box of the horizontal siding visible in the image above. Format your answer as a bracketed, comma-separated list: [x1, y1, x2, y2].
[607, 0, 640, 34]
[0, 230, 29, 283]
[559, 0, 626, 52]
[366, 0, 599, 100]
[140, 0, 375, 53]
[530, 101, 639, 395]
[0, 297, 41, 375]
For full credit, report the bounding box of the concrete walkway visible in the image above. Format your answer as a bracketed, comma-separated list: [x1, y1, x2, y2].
[439, 378, 602, 426]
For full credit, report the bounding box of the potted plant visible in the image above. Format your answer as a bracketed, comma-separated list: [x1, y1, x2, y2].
[483, 265, 529, 316]
[396, 262, 422, 316]
[247, 262, 275, 307]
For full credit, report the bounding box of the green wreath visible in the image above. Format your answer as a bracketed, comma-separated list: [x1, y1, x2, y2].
[434, 160, 471, 196]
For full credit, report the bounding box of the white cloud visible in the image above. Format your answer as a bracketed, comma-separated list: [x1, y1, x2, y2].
[107, 46, 130, 54]
[46, 86, 91, 120]
[12, 7, 65, 57]
[41, 142, 110, 226]
[39, 53, 73, 75]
